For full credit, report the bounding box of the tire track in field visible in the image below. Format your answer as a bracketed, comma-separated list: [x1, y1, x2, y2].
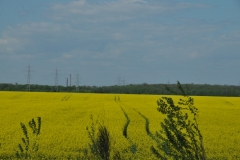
[61, 94, 72, 101]
[116, 98, 158, 144]
[114, 96, 131, 139]
[117, 101, 154, 156]
[133, 109, 161, 144]
[10, 93, 24, 100]
[119, 102, 145, 139]
[133, 109, 151, 136]
[132, 109, 163, 159]
[120, 106, 130, 138]
[117, 102, 138, 155]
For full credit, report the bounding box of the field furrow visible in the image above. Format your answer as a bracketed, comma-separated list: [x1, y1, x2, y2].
[117, 101, 157, 159]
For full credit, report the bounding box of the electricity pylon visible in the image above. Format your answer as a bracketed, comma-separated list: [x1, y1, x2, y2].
[55, 68, 59, 91]
[26, 65, 31, 91]
[75, 72, 81, 92]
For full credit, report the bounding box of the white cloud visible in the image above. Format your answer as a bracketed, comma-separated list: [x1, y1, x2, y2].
[0, 9, 233, 65]
[189, 52, 199, 59]
[49, 1, 210, 23]
[0, 37, 26, 54]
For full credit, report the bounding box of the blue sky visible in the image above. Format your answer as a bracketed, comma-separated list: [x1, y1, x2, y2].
[1, 0, 240, 86]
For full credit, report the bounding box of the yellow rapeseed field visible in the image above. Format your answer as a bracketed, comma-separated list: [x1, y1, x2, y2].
[0, 91, 240, 159]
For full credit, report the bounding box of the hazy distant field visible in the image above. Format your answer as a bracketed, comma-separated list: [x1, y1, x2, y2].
[0, 91, 240, 159]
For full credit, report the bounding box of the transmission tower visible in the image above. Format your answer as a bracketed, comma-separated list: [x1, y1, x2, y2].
[75, 72, 81, 92]
[70, 74, 72, 87]
[121, 77, 126, 86]
[26, 65, 31, 91]
[116, 75, 122, 86]
[55, 68, 59, 91]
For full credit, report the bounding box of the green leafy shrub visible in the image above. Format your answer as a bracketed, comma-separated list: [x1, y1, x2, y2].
[16, 117, 41, 159]
[86, 116, 111, 160]
[151, 82, 206, 160]
[86, 115, 122, 160]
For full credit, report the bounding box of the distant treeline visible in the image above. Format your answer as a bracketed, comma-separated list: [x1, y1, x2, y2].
[1, 83, 240, 96]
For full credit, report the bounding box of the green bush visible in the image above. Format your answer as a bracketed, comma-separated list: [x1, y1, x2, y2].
[16, 117, 41, 159]
[151, 82, 206, 159]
